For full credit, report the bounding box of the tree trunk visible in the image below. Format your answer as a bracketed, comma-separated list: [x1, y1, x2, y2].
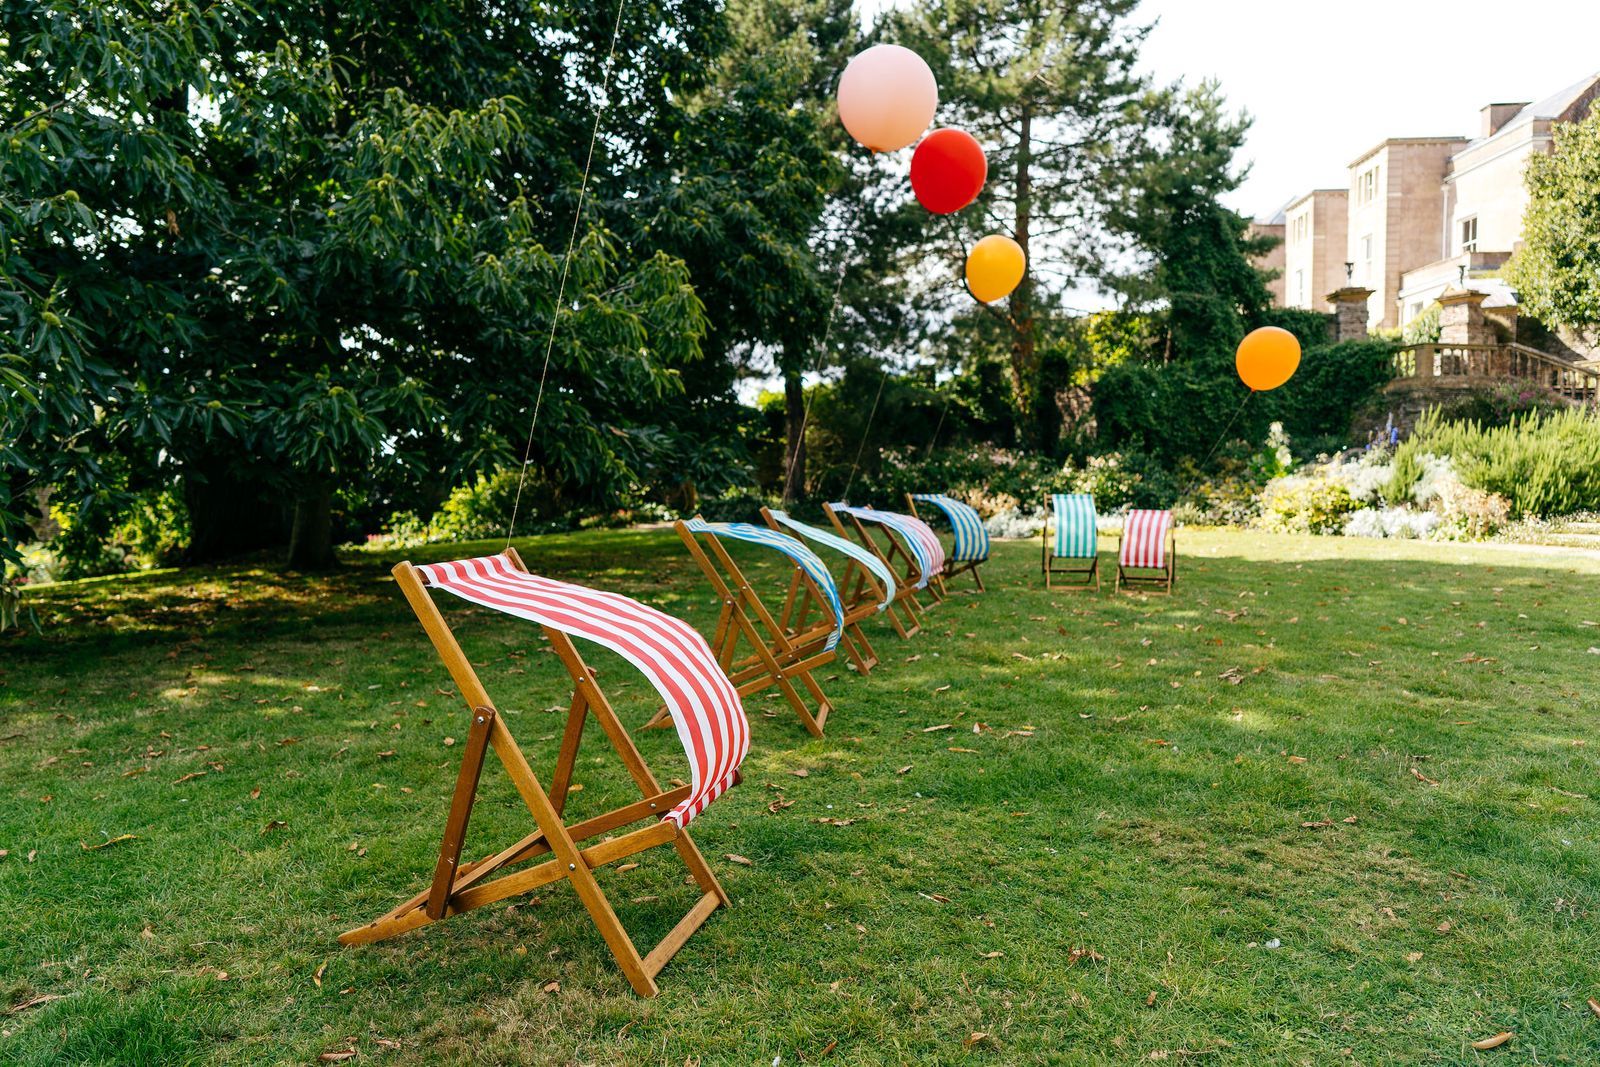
[781, 366, 807, 505]
[288, 480, 337, 570]
[184, 464, 291, 563]
[1010, 104, 1039, 444]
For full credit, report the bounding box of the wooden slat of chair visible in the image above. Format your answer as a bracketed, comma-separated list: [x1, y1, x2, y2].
[340, 550, 729, 997]
[1114, 528, 1177, 596]
[670, 521, 834, 737]
[903, 494, 975, 596]
[822, 504, 925, 637]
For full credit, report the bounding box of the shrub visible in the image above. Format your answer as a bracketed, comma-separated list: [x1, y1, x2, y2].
[1256, 475, 1359, 534]
[1388, 407, 1600, 518]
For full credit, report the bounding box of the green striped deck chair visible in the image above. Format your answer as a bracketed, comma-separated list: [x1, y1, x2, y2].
[1043, 492, 1100, 591]
[760, 506, 894, 672]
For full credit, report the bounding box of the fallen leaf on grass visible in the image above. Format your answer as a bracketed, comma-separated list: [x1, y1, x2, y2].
[7, 994, 65, 1014]
[1405, 951, 1423, 963]
[80, 835, 137, 851]
[896, 764, 912, 775]
[947, 746, 979, 754]
[933, 684, 951, 694]
[122, 766, 149, 778]
[249, 787, 261, 800]
[1066, 946, 1105, 966]
[1587, 998, 1600, 1019]
[724, 854, 753, 866]
[1411, 767, 1439, 786]
[1286, 755, 1308, 764]
[616, 863, 640, 874]
[171, 771, 207, 785]
[318, 1050, 357, 1062]
[277, 737, 300, 746]
[980, 951, 1004, 959]
[543, 981, 560, 994]
[1145, 991, 1158, 1007]
[1145, 739, 1170, 747]
[313, 962, 327, 987]
[964, 1032, 988, 1048]
[1300, 820, 1333, 829]
[790, 768, 810, 778]
[919, 892, 952, 903]
[261, 820, 288, 834]
[922, 723, 952, 733]
[1471, 1032, 1512, 1050]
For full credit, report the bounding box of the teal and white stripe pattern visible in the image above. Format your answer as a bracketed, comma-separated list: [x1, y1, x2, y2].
[684, 519, 844, 651]
[1051, 493, 1098, 559]
[767, 509, 896, 612]
[911, 494, 990, 564]
[827, 504, 943, 589]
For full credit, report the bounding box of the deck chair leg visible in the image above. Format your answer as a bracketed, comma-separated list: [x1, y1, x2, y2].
[426, 705, 496, 920]
[549, 688, 589, 813]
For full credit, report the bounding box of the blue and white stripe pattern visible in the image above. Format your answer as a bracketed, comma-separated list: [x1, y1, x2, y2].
[828, 503, 941, 590]
[685, 518, 844, 651]
[1052, 493, 1098, 559]
[767, 509, 896, 611]
[911, 494, 990, 564]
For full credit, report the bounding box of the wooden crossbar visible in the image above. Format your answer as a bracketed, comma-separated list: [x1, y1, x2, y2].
[903, 494, 978, 595]
[339, 548, 734, 997]
[669, 519, 837, 737]
[820, 504, 925, 639]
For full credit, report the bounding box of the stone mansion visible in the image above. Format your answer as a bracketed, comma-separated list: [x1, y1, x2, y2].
[1252, 71, 1600, 334]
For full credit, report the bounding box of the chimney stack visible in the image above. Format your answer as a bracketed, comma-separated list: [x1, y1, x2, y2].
[1480, 102, 1528, 137]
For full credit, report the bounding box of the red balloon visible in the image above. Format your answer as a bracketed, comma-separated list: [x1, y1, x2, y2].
[910, 129, 987, 214]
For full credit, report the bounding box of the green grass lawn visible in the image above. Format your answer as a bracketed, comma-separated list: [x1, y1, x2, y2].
[4, 528, 1600, 1065]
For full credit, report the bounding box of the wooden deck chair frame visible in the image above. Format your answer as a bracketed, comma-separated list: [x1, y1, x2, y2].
[820, 502, 929, 637]
[759, 506, 886, 673]
[339, 547, 735, 997]
[904, 493, 987, 593]
[665, 519, 838, 737]
[1115, 512, 1177, 596]
[1043, 493, 1101, 592]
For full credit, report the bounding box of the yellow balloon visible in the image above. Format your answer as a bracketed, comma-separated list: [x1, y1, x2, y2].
[965, 235, 1025, 303]
[1235, 326, 1301, 391]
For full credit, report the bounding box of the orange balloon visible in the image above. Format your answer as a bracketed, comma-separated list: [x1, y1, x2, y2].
[1235, 326, 1301, 391]
[965, 235, 1025, 303]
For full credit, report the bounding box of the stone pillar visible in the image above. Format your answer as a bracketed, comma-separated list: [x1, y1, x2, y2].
[1438, 288, 1495, 346]
[1328, 287, 1374, 343]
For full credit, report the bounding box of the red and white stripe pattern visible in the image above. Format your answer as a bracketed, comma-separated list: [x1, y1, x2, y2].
[414, 554, 748, 828]
[1119, 509, 1173, 570]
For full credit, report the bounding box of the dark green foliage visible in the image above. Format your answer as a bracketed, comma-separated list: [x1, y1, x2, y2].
[1505, 106, 1600, 333]
[1270, 338, 1397, 444]
[1433, 379, 1573, 428]
[1256, 307, 1334, 351]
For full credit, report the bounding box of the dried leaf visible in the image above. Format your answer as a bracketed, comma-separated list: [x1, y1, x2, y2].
[790, 768, 810, 778]
[1587, 998, 1600, 1019]
[543, 981, 560, 994]
[249, 786, 261, 800]
[261, 820, 288, 834]
[1405, 951, 1423, 963]
[80, 834, 137, 851]
[1470, 1032, 1512, 1050]
[1287, 755, 1308, 764]
[443, 736, 456, 746]
[980, 951, 1004, 959]
[1411, 767, 1439, 786]
[7, 993, 65, 1014]
[313, 962, 327, 987]
[964, 1032, 988, 1048]
[724, 854, 753, 866]
[616, 863, 640, 874]
[171, 771, 207, 785]
[896, 764, 912, 775]
[318, 1050, 357, 1062]
[121, 766, 149, 778]
[922, 723, 952, 733]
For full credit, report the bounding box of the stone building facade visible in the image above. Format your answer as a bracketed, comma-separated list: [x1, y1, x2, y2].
[1255, 70, 1600, 334]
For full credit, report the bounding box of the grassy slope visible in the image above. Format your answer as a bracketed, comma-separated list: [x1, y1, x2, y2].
[2, 529, 1599, 1066]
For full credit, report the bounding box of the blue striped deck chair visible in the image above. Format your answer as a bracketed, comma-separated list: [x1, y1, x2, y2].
[822, 502, 940, 630]
[761, 506, 902, 660]
[905, 493, 991, 593]
[1043, 493, 1101, 591]
[670, 518, 846, 737]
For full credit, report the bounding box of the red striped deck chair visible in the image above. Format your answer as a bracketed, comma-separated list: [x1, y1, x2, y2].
[904, 493, 990, 592]
[821, 502, 936, 631]
[1043, 492, 1100, 591]
[1116, 509, 1177, 595]
[761, 506, 893, 669]
[339, 549, 749, 997]
[663, 518, 846, 737]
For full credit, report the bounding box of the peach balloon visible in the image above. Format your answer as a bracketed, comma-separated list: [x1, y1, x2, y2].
[836, 45, 938, 153]
[1235, 326, 1301, 391]
[965, 235, 1026, 303]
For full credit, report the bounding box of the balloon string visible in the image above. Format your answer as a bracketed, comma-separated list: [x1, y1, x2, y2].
[781, 252, 851, 500]
[505, 0, 626, 550]
[1178, 390, 1255, 503]
[842, 364, 890, 502]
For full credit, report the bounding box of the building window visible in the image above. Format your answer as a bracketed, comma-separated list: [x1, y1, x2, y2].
[1295, 269, 1305, 305]
[1358, 166, 1380, 205]
[1361, 234, 1374, 281]
[1461, 216, 1478, 253]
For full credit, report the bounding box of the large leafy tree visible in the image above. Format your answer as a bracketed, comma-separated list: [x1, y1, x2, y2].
[1506, 107, 1600, 339]
[2, 1, 720, 570]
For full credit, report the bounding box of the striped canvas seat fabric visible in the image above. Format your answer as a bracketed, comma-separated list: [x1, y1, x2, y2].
[1052, 493, 1098, 559]
[911, 494, 990, 564]
[1119, 509, 1173, 570]
[415, 553, 749, 828]
[684, 518, 845, 651]
[768, 509, 896, 610]
[827, 504, 946, 589]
